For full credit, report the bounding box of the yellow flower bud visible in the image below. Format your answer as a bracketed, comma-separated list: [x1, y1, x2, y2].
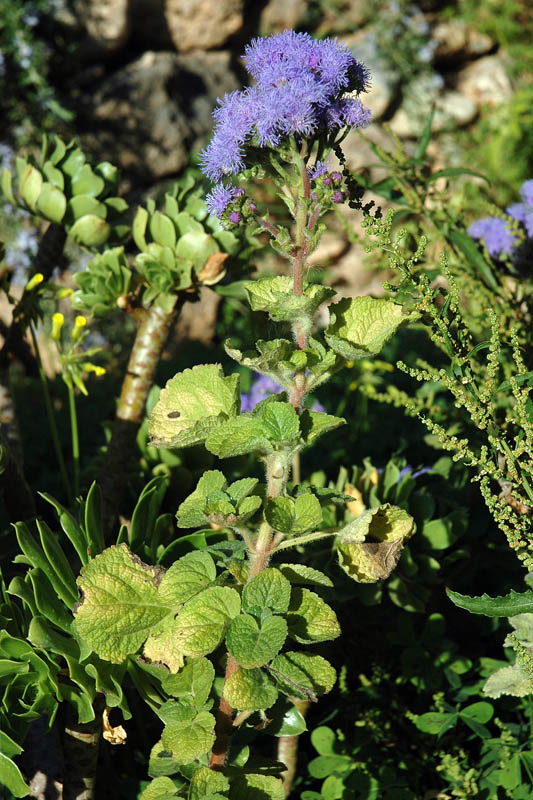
[57, 288, 74, 299]
[71, 315, 87, 341]
[82, 363, 106, 377]
[51, 312, 64, 341]
[25, 273, 44, 292]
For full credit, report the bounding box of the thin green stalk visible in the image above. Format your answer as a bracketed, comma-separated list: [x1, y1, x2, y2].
[30, 324, 73, 505]
[67, 381, 80, 498]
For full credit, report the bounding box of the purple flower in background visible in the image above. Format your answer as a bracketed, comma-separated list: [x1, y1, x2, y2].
[467, 217, 519, 258]
[241, 373, 325, 413]
[519, 180, 533, 206]
[200, 31, 371, 183]
[506, 179, 533, 238]
[397, 465, 431, 482]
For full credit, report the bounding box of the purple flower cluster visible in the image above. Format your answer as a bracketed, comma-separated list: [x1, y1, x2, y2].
[201, 30, 371, 186]
[240, 373, 325, 413]
[468, 179, 533, 259]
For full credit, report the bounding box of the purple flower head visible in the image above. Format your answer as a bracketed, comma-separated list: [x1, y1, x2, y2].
[205, 183, 235, 218]
[330, 171, 342, 183]
[468, 217, 519, 258]
[228, 211, 241, 224]
[309, 160, 329, 180]
[240, 372, 325, 413]
[520, 179, 533, 207]
[332, 190, 344, 203]
[201, 31, 371, 182]
[507, 203, 533, 238]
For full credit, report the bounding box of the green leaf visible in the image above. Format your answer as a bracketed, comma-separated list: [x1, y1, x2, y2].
[449, 230, 499, 291]
[286, 589, 340, 644]
[19, 164, 43, 210]
[140, 776, 181, 799]
[226, 614, 287, 668]
[74, 544, 168, 663]
[161, 710, 216, 763]
[84, 481, 105, 558]
[270, 652, 336, 699]
[149, 365, 239, 449]
[133, 206, 149, 251]
[205, 415, 272, 458]
[242, 569, 291, 614]
[265, 698, 307, 737]
[278, 564, 333, 588]
[189, 766, 229, 800]
[244, 276, 335, 323]
[150, 211, 177, 249]
[176, 230, 218, 271]
[143, 616, 186, 673]
[413, 712, 457, 736]
[177, 471, 227, 528]
[311, 726, 336, 756]
[325, 296, 412, 360]
[265, 494, 322, 534]
[69, 215, 111, 247]
[0, 752, 31, 797]
[13, 522, 75, 608]
[299, 409, 346, 446]
[419, 512, 465, 550]
[158, 551, 217, 605]
[36, 519, 78, 606]
[71, 164, 105, 196]
[427, 167, 488, 183]
[161, 657, 215, 708]
[223, 666, 278, 711]
[35, 182, 66, 223]
[227, 477, 259, 506]
[261, 402, 300, 444]
[460, 701, 493, 724]
[148, 741, 183, 779]
[173, 586, 241, 656]
[483, 664, 533, 698]
[1, 168, 16, 205]
[336, 504, 414, 583]
[229, 774, 284, 800]
[446, 588, 533, 617]
[28, 569, 73, 633]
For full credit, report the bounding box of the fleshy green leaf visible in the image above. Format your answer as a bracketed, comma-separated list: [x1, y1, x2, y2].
[35, 182, 66, 223]
[242, 569, 291, 615]
[286, 589, 340, 644]
[270, 652, 336, 699]
[161, 711, 216, 764]
[446, 588, 533, 617]
[0, 752, 31, 797]
[69, 215, 111, 247]
[73, 544, 167, 663]
[149, 365, 239, 449]
[325, 296, 413, 360]
[226, 614, 287, 668]
[223, 666, 278, 710]
[173, 587, 241, 656]
[278, 564, 333, 588]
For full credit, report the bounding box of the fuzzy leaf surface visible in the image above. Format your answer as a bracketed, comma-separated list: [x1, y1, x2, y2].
[278, 564, 333, 588]
[286, 588, 340, 644]
[265, 494, 322, 535]
[173, 587, 241, 656]
[325, 296, 411, 360]
[149, 365, 239, 449]
[242, 569, 291, 615]
[161, 657, 215, 707]
[226, 614, 287, 668]
[270, 652, 336, 699]
[161, 710, 216, 764]
[223, 666, 278, 710]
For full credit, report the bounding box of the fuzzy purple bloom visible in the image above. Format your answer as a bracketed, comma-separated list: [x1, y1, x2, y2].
[506, 179, 533, 238]
[228, 211, 241, 223]
[201, 31, 371, 182]
[332, 190, 344, 203]
[309, 161, 329, 180]
[205, 183, 235, 217]
[520, 179, 533, 207]
[240, 372, 325, 413]
[467, 217, 519, 257]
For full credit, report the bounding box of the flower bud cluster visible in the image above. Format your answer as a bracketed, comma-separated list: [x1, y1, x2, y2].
[205, 183, 257, 226]
[309, 162, 346, 205]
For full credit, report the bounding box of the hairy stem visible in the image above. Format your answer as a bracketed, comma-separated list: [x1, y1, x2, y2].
[210, 452, 288, 769]
[99, 301, 178, 535]
[278, 699, 310, 797]
[62, 695, 104, 800]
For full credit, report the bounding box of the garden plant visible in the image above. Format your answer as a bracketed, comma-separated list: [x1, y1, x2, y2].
[1, 18, 533, 800]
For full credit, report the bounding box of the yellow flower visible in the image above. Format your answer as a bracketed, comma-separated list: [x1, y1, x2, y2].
[51, 312, 64, 341]
[25, 273, 44, 292]
[71, 315, 87, 341]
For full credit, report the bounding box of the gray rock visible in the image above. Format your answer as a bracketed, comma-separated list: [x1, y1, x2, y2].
[72, 0, 129, 51]
[164, 0, 245, 52]
[432, 20, 494, 60]
[454, 55, 512, 107]
[259, 0, 307, 34]
[83, 51, 240, 180]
